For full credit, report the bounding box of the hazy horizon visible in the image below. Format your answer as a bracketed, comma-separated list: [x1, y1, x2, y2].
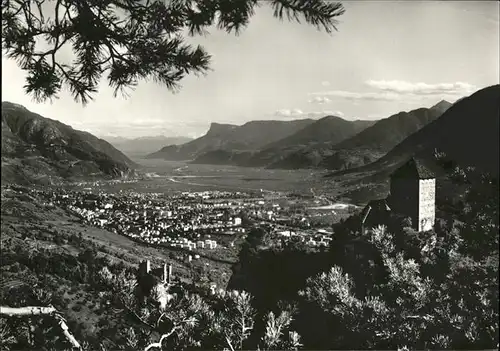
[2, 1, 499, 138]
[1, 97, 461, 141]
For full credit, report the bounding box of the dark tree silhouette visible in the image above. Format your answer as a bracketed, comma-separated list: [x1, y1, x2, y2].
[2, 0, 345, 104]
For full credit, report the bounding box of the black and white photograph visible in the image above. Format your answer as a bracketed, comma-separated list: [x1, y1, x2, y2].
[1, 0, 499, 350]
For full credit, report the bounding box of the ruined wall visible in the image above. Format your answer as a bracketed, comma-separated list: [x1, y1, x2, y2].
[389, 178, 419, 221]
[418, 179, 436, 232]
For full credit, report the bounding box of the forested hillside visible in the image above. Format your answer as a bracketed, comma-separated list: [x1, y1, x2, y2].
[1, 160, 497, 350]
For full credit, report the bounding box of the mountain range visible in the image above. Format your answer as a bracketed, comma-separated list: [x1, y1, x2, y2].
[146, 119, 317, 160]
[3, 85, 496, 187]
[340, 84, 499, 178]
[189, 116, 378, 168]
[147, 99, 454, 171]
[1, 102, 135, 185]
[145, 116, 378, 165]
[265, 100, 453, 170]
[323, 85, 499, 204]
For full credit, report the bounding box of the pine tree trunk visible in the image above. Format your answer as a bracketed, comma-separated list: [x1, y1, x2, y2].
[0, 306, 57, 316]
[1, 306, 81, 349]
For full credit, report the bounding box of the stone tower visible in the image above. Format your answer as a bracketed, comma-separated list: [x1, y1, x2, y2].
[139, 260, 151, 276]
[388, 157, 436, 232]
[163, 263, 173, 285]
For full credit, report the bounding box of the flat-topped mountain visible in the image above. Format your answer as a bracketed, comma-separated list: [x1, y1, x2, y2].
[1, 102, 136, 185]
[148, 97, 460, 172]
[146, 119, 314, 160]
[193, 101, 450, 170]
[204, 122, 238, 137]
[229, 116, 375, 168]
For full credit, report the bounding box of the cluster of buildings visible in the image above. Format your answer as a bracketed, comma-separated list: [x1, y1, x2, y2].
[274, 230, 333, 247]
[31, 188, 324, 247]
[29, 184, 346, 253]
[168, 237, 218, 250]
[32, 189, 253, 250]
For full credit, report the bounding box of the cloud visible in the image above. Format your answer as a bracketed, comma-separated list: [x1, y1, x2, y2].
[308, 96, 332, 104]
[309, 90, 401, 101]
[274, 108, 344, 119]
[321, 81, 331, 87]
[274, 108, 304, 118]
[365, 80, 477, 96]
[309, 80, 477, 102]
[126, 118, 167, 127]
[63, 119, 209, 138]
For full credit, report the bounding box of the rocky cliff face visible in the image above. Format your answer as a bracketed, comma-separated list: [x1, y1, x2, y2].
[146, 119, 315, 161]
[1, 102, 136, 185]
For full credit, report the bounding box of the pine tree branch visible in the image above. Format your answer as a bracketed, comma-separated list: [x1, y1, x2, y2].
[225, 334, 236, 351]
[55, 314, 82, 349]
[121, 303, 155, 330]
[2, 0, 345, 104]
[143, 325, 181, 351]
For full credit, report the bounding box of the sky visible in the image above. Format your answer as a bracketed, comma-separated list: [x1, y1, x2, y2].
[2, 0, 499, 138]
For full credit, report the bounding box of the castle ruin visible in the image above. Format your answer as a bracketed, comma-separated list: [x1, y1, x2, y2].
[139, 260, 173, 285]
[361, 157, 436, 233]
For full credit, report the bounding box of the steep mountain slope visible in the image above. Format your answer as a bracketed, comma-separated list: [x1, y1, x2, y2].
[267, 101, 452, 170]
[431, 100, 454, 115]
[192, 116, 376, 167]
[190, 149, 254, 165]
[1, 102, 136, 185]
[335, 85, 500, 178]
[147, 119, 314, 160]
[146, 123, 239, 160]
[104, 135, 192, 157]
[333, 101, 452, 151]
[262, 116, 376, 149]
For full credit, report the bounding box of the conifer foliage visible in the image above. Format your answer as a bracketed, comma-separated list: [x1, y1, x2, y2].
[2, 0, 345, 104]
